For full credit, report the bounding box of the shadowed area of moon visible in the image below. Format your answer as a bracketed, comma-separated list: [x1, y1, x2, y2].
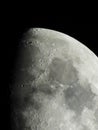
[10, 28, 98, 130]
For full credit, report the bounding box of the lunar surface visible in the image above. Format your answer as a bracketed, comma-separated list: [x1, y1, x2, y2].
[11, 28, 98, 130]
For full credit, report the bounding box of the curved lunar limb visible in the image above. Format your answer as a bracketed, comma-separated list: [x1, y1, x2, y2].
[11, 28, 98, 130]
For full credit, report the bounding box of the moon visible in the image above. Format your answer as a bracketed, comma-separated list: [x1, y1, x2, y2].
[11, 28, 98, 130]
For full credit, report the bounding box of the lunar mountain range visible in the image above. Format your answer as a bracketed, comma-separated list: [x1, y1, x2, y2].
[11, 28, 98, 130]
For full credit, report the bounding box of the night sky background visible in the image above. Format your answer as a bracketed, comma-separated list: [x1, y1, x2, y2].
[4, 12, 98, 130]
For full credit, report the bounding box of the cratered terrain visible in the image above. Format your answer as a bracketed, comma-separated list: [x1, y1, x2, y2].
[10, 28, 98, 130]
